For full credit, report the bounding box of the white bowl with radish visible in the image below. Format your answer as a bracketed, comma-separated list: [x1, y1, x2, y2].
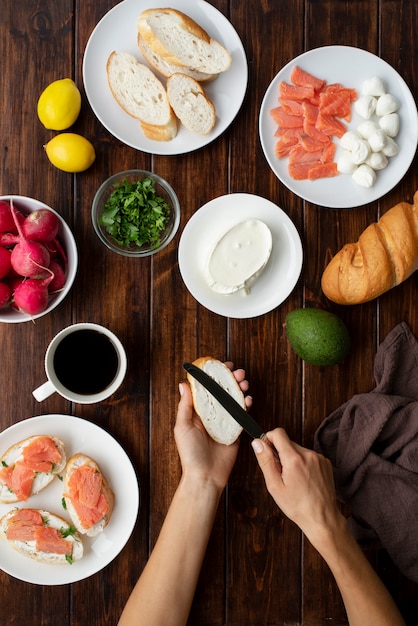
[0, 195, 78, 323]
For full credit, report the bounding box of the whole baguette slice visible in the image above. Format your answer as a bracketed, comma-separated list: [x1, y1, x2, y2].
[321, 191, 418, 305]
[0, 508, 83, 564]
[138, 34, 218, 82]
[187, 357, 244, 445]
[137, 8, 232, 74]
[63, 453, 114, 537]
[106, 51, 177, 141]
[0, 435, 66, 503]
[167, 73, 216, 135]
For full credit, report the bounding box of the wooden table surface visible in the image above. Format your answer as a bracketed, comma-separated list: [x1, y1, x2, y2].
[1, 1, 418, 624]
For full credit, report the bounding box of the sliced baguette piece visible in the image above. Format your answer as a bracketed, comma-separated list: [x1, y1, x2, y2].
[0, 435, 66, 503]
[63, 453, 114, 537]
[106, 51, 178, 141]
[187, 357, 244, 445]
[167, 73, 216, 135]
[138, 34, 218, 82]
[0, 508, 83, 564]
[137, 8, 232, 74]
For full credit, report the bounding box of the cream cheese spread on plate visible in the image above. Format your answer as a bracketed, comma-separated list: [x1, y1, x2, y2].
[206, 219, 272, 295]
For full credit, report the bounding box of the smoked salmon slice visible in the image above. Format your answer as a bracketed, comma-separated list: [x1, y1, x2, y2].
[35, 526, 73, 556]
[269, 65, 357, 180]
[67, 465, 110, 529]
[5, 508, 43, 541]
[0, 435, 65, 501]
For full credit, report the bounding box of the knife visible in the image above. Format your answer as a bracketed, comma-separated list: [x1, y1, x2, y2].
[182, 362, 266, 440]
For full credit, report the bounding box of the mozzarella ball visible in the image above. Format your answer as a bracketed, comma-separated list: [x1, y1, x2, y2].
[379, 113, 400, 137]
[368, 129, 388, 152]
[366, 151, 388, 170]
[354, 95, 377, 119]
[382, 136, 399, 157]
[340, 130, 361, 150]
[337, 151, 357, 174]
[351, 139, 371, 164]
[361, 76, 386, 96]
[375, 93, 400, 116]
[357, 121, 379, 139]
[352, 164, 377, 188]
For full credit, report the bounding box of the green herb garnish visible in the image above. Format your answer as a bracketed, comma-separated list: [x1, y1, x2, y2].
[60, 525, 77, 538]
[99, 177, 171, 249]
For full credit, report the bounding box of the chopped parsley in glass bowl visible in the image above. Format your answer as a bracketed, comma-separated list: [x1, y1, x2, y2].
[92, 170, 180, 257]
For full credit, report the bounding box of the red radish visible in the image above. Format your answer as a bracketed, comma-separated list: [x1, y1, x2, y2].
[0, 247, 11, 279]
[9, 200, 50, 277]
[22, 209, 60, 243]
[13, 267, 55, 315]
[48, 260, 66, 292]
[0, 281, 11, 307]
[0, 232, 18, 247]
[0, 201, 15, 233]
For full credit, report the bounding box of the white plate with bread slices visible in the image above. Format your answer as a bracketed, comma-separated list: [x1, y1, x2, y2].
[83, 0, 248, 154]
[178, 193, 303, 318]
[0, 415, 139, 585]
[259, 46, 418, 208]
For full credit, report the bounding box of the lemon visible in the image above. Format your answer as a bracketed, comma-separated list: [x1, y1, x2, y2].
[37, 78, 81, 130]
[44, 133, 96, 173]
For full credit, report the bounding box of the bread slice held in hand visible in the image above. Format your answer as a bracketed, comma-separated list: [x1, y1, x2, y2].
[0, 508, 83, 564]
[63, 453, 114, 537]
[321, 191, 418, 304]
[167, 73, 216, 135]
[106, 51, 177, 141]
[137, 8, 232, 74]
[187, 357, 245, 445]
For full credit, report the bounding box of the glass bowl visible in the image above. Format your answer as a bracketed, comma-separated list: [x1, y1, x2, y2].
[0, 195, 78, 324]
[92, 170, 180, 257]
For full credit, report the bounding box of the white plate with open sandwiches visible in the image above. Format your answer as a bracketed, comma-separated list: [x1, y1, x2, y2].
[83, 0, 248, 155]
[0, 415, 139, 585]
[178, 193, 303, 318]
[259, 46, 418, 208]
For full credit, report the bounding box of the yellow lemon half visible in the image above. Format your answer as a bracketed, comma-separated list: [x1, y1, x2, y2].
[44, 133, 96, 173]
[37, 78, 81, 130]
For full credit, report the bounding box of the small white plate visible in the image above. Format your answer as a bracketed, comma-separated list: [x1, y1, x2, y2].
[259, 45, 418, 208]
[83, 0, 248, 155]
[178, 193, 303, 318]
[0, 415, 139, 585]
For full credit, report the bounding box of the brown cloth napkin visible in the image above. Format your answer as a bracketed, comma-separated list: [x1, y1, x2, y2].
[314, 322, 418, 583]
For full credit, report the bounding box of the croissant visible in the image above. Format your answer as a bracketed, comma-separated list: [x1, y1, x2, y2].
[321, 190, 418, 305]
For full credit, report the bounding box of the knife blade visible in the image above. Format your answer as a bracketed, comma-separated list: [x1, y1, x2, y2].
[182, 362, 266, 440]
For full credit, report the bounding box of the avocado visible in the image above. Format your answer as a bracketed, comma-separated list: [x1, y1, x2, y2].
[285, 308, 350, 366]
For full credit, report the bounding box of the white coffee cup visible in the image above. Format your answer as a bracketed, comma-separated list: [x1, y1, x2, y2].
[33, 323, 127, 404]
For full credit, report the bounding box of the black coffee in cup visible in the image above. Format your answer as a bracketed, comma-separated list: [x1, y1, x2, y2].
[53, 329, 120, 395]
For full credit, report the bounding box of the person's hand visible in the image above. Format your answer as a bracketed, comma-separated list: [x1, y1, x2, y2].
[251, 428, 343, 547]
[175, 362, 251, 491]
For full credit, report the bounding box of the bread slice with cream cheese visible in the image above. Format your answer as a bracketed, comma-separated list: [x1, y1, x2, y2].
[0, 508, 83, 564]
[187, 357, 244, 445]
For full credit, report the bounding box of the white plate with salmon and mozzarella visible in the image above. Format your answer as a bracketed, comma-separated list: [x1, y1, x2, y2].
[259, 46, 418, 208]
[0, 415, 139, 585]
[178, 193, 303, 318]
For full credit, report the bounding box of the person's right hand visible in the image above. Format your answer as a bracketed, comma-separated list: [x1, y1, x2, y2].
[251, 428, 343, 548]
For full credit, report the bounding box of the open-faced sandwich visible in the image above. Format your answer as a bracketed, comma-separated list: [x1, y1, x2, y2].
[63, 453, 114, 537]
[0, 435, 66, 503]
[0, 507, 83, 564]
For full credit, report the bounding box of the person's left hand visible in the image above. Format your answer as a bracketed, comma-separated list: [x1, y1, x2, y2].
[174, 362, 251, 491]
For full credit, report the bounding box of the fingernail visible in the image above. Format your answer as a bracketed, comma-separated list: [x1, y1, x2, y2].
[178, 382, 184, 396]
[251, 439, 264, 454]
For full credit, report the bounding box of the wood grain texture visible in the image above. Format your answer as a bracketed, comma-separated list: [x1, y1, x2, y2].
[0, 0, 417, 624]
